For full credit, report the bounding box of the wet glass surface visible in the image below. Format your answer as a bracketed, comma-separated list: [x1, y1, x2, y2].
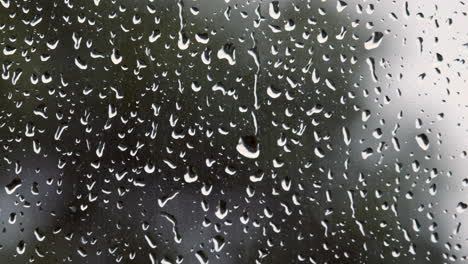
[0, 0, 467, 263]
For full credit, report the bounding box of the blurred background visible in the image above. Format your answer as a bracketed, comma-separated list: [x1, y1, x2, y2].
[0, 0, 467, 263]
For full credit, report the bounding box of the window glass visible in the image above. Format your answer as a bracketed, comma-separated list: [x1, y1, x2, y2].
[0, 0, 467, 263]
